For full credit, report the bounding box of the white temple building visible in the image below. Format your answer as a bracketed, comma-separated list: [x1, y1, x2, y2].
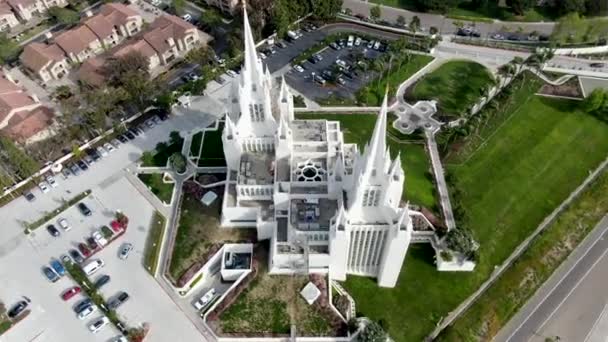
[219, 7, 414, 288]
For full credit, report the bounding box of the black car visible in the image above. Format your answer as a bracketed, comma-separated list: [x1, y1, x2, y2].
[69, 163, 81, 176]
[24, 191, 35, 202]
[77, 160, 89, 171]
[94, 274, 111, 289]
[47, 225, 60, 237]
[124, 131, 136, 140]
[308, 56, 317, 64]
[86, 237, 99, 250]
[8, 300, 29, 318]
[74, 298, 92, 313]
[128, 128, 140, 137]
[87, 149, 101, 162]
[77, 202, 92, 216]
[69, 249, 84, 263]
[108, 291, 129, 310]
[117, 135, 128, 143]
[329, 42, 339, 50]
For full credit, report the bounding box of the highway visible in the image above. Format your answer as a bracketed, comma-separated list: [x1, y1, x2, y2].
[496, 215, 608, 342]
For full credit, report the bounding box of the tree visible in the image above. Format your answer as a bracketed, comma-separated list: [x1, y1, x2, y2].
[582, 89, 608, 122]
[396, 15, 406, 27]
[551, 0, 585, 17]
[0, 34, 20, 64]
[445, 227, 477, 259]
[47, 6, 79, 25]
[506, 0, 534, 15]
[169, 153, 187, 173]
[171, 0, 185, 15]
[409, 15, 421, 34]
[186, 46, 213, 66]
[103, 52, 149, 86]
[429, 26, 439, 35]
[311, 0, 342, 20]
[199, 7, 223, 32]
[359, 321, 387, 342]
[370, 4, 381, 21]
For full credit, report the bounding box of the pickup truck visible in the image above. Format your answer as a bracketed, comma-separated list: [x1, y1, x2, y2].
[50, 259, 65, 277]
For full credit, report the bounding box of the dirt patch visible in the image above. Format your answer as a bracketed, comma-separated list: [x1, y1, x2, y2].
[538, 77, 583, 98]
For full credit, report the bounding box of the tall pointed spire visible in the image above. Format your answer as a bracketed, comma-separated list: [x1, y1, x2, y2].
[364, 89, 389, 177]
[242, 3, 261, 85]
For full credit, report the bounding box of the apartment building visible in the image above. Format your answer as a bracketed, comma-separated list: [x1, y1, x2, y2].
[0, 1, 19, 30]
[0, 70, 53, 140]
[6, 0, 66, 21]
[20, 42, 70, 83]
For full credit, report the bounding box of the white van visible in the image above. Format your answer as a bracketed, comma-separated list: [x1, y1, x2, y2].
[83, 259, 104, 276]
[347, 35, 354, 47]
[193, 288, 216, 311]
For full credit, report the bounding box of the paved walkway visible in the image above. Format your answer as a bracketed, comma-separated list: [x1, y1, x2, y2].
[425, 131, 456, 231]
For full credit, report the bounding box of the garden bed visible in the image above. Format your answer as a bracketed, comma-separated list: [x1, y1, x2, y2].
[137, 174, 174, 204]
[143, 211, 166, 276]
[198, 123, 226, 167]
[538, 76, 583, 98]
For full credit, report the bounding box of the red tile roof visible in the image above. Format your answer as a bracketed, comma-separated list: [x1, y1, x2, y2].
[20, 42, 66, 72]
[3, 106, 54, 140]
[84, 14, 115, 40]
[0, 91, 36, 121]
[0, 71, 21, 95]
[55, 25, 99, 55]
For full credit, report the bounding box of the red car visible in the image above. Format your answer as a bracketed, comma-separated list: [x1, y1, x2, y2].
[61, 286, 81, 300]
[78, 243, 91, 257]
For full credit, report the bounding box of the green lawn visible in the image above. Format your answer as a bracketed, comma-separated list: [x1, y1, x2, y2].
[357, 54, 434, 106]
[344, 80, 608, 341]
[137, 174, 174, 204]
[143, 211, 166, 276]
[295, 113, 436, 209]
[551, 14, 608, 45]
[190, 131, 203, 158]
[198, 123, 226, 167]
[408, 60, 494, 117]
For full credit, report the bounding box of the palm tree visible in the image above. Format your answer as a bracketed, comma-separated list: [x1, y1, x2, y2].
[497, 63, 515, 87]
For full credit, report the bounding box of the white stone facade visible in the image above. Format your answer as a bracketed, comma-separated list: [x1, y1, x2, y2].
[220, 8, 413, 288]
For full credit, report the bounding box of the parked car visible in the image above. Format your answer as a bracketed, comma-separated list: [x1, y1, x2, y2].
[61, 254, 71, 264]
[74, 298, 92, 313]
[61, 167, 71, 179]
[337, 77, 346, 85]
[43, 266, 59, 282]
[226, 69, 237, 77]
[97, 146, 108, 157]
[83, 259, 104, 276]
[193, 288, 216, 311]
[50, 259, 65, 277]
[24, 191, 35, 202]
[111, 138, 122, 147]
[92, 231, 108, 247]
[61, 287, 81, 301]
[87, 237, 99, 250]
[8, 300, 29, 318]
[103, 143, 115, 153]
[118, 243, 133, 260]
[68, 163, 81, 176]
[94, 274, 111, 289]
[47, 225, 60, 237]
[329, 42, 339, 50]
[181, 13, 192, 22]
[78, 202, 92, 216]
[83, 154, 95, 165]
[46, 175, 58, 188]
[78, 243, 92, 258]
[89, 316, 110, 333]
[124, 131, 136, 140]
[69, 249, 85, 263]
[58, 218, 71, 231]
[313, 54, 323, 61]
[77, 304, 97, 320]
[118, 135, 129, 143]
[293, 64, 304, 73]
[88, 149, 101, 162]
[276, 41, 287, 49]
[38, 182, 49, 193]
[108, 292, 130, 310]
[77, 160, 89, 171]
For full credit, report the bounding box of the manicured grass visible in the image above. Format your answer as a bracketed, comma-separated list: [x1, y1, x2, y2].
[294, 113, 436, 209]
[143, 211, 166, 276]
[169, 193, 254, 280]
[141, 133, 184, 167]
[0, 320, 12, 335]
[26, 190, 91, 231]
[551, 14, 608, 45]
[198, 123, 226, 167]
[138, 174, 174, 204]
[439, 166, 608, 341]
[408, 60, 494, 117]
[190, 131, 203, 158]
[357, 54, 434, 106]
[343, 80, 608, 342]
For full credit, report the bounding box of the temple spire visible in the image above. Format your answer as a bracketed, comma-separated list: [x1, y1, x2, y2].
[242, 3, 262, 86]
[364, 89, 389, 178]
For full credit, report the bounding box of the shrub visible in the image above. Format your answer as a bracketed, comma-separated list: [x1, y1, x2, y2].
[101, 226, 113, 239]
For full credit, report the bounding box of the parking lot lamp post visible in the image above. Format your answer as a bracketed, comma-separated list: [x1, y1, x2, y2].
[311, 72, 315, 83]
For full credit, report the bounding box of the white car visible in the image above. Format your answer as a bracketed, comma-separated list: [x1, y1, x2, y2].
[92, 231, 108, 247]
[103, 142, 115, 153]
[118, 243, 133, 260]
[77, 305, 97, 320]
[38, 182, 49, 193]
[46, 175, 58, 188]
[293, 65, 304, 72]
[182, 14, 192, 22]
[58, 218, 71, 231]
[111, 336, 128, 342]
[259, 52, 267, 59]
[88, 316, 110, 333]
[226, 70, 237, 77]
[96, 146, 108, 157]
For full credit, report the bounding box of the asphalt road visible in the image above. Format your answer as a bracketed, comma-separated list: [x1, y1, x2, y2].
[497, 215, 608, 342]
[342, 0, 555, 37]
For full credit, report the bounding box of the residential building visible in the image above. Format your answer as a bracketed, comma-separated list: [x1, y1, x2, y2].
[6, 0, 66, 21]
[54, 25, 103, 63]
[219, 8, 412, 288]
[20, 42, 69, 83]
[203, 0, 238, 14]
[0, 70, 53, 140]
[143, 15, 201, 65]
[0, 1, 19, 30]
[82, 3, 143, 48]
